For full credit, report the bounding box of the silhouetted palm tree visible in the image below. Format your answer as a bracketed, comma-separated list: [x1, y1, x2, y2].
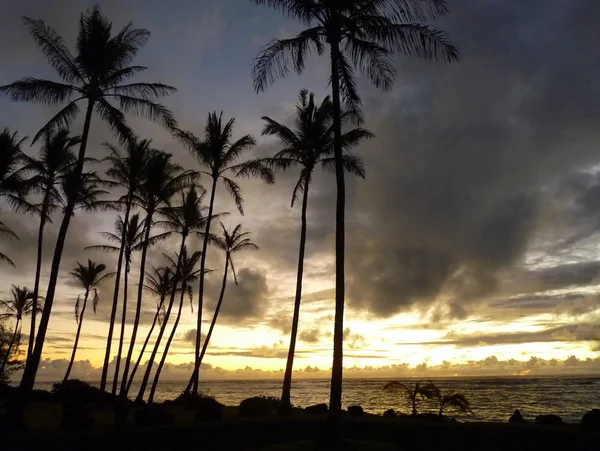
[195, 223, 258, 373]
[23, 128, 80, 357]
[98, 138, 152, 392]
[262, 89, 371, 413]
[125, 266, 175, 393]
[383, 380, 437, 415]
[148, 248, 202, 403]
[251, 0, 459, 415]
[0, 5, 177, 397]
[136, 186, 207, 402]
[64, 260, 113, 381]
[428, 381, 473, 417]
[174, 112, 273, 395]
[122, 153, 196, 398]
[0, 286, 39, 375]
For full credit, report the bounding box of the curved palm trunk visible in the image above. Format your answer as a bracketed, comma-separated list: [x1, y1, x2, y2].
[135, 235, 186, 403]
[19, 99, 95, 406]
[125, 295, 164, 393]
[329, 40, 346, 417]
[187, 176, 217, 396]
[112, 257, 129, 394]
[1, 318, 20, 375]
[148, 282, 187, 403]
[100, 199, 132, 392]
[280, 182, 310, 413]
[120, 213, 153, 397]
[29, 197, 50, 358]
[64, 289, 89, 381]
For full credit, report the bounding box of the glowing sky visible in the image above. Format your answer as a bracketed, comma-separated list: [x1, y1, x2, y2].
[1, 0, 599, 381]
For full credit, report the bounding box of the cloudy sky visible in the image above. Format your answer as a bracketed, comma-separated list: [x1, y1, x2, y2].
[1, 0, 599, 382]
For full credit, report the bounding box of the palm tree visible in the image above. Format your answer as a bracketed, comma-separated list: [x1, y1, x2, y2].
[383, 380, 437, 416]
[63, 260, 113, 381]
[251, 0, 459, 415]
[98, 138, 152, 392]
[121, 152, 196, 398]
[0, 6, 177, 397]
[125, 266, 175, 393]
[135, 186, 207, 402]
[0, 286, 39, 375]
[174, 112, 273, 395]
[428, 381, 473, 417]
[23, 128, 80, 358]
[148, 248, 202, 403]
[195, 223, 258, 375]
[262, 89, 371, 413]
[85, 213, 150, 394]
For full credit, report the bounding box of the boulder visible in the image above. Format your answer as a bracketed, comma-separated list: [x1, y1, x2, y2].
[195, 396, 224, 422]
[509, 409, 527, 424]
[60, 402, 96, 430]
[535, 414, 563, 426]
[305, 403, 328, 415]
[582, 409, 600, 431]
[348, 405, 364, 417]
[134, 407, 174, 427]
[383, 409, 397, 418]
[239, 396, 279, 417]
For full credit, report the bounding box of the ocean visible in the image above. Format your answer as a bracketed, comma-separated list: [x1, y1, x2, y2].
[33, 376, 600, 423]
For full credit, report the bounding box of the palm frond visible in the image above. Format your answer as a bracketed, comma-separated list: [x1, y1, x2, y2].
[31, 101, 81, 144]
[0, 78, 75, 105]
[222, 177, 244, 215]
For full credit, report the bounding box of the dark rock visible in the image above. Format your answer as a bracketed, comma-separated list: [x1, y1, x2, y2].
[195, 396, 224, 422]
[582, 409, 600, 431]
[535, 414, 563, 426]
[305, 403, 328, 415]
[383, 409, 397, 418]
[348, 405, 364, 417]
[238, 396, 279, 417]
[414, 413, 445, 423]
[60, 402, 96, 430]
[134, 407, 174, 427]
[509, 409, 527, 423]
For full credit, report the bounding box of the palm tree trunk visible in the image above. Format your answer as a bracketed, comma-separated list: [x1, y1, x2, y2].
[112, 255, 129, 395]
[135, 234, 186, 403]
[64, 290, 89, 381]
[328, 40, 346, 416]
[100, 198, 132, 393]
[187, 176, 217, 396]
[19, 99, 95, 404]
[148, 282, 187, 403]
[125, 296, 164, 393]
[0, 318, 20, 375]
[29, 198, 48, 358]
[280, 182, 310, 413]
[120, 212, 153, 397]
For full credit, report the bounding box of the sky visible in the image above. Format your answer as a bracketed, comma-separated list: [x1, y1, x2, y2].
[1, 0, 599, 382]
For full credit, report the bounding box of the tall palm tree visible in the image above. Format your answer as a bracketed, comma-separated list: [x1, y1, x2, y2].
[63, 260, 113, 381]
[194, 223, 258, 377]
[85, 213, 153, 394]
[135, 186, 207, 402]
[0, 5, 177, 397]
[174, 112, 273, 395]
[98, 138, 151, 392]
[125, 266, 175, 393]
[262, 89, 371, 413]
[121, 152, 196, 398]
[251, 0, 459, 415]
[23, 128, 80, 358]
[148, 248, 202, 403]
[0, 286, 39, 375]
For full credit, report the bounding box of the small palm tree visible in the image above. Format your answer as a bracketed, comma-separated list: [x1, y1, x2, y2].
[125, 266, 175, 393]
[63, 260, 113, 381]
[98, 137, 152, 392]
[252, 0, 459, 415]
[262, 89, 371, 413]
[383, 380, 437, 416]
[148, 248, 202, 403]
[174, 112, 273, 395]
[0, 5, 177, 396]
[0, 286, 40, 374]
[23, 128, 80, 357]
[428, 381, 473, 417]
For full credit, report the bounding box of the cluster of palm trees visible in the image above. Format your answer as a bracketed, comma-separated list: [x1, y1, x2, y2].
[0, 0, 458, 423]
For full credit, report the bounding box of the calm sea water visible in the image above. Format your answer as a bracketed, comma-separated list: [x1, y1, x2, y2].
[33, 377, 600, 423]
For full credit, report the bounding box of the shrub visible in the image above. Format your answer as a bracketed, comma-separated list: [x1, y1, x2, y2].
[195, 395, 224, 422]
[239, 396, 280, 417]
[52, 379, 115, 405]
